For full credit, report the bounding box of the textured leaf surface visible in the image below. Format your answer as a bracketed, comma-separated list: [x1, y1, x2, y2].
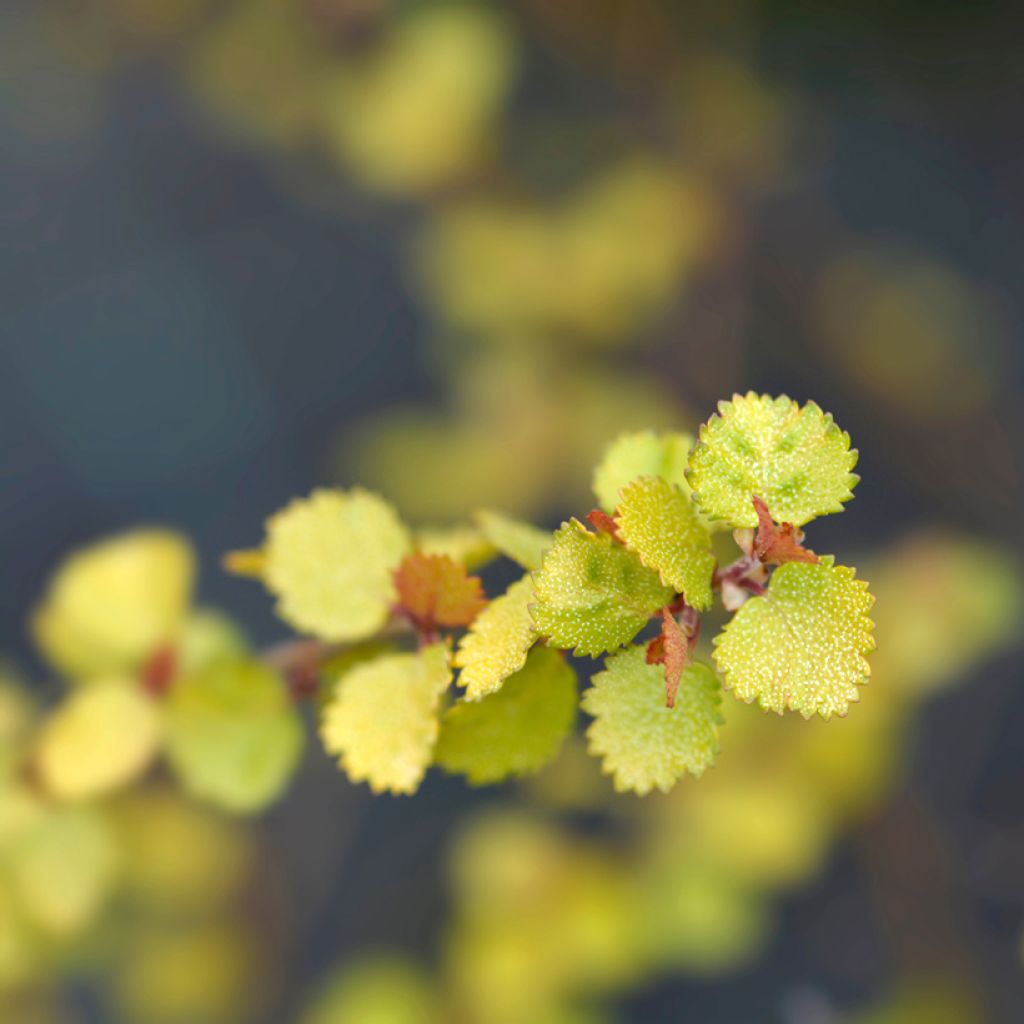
[435, 647, 576, 784]
[36, 680, 162, 801]
[474, 508, 551, 571]
[615, 476, 715, 610]
[646, 610, 692, 709]
[393, 552, 486, 629]
[687, 393, 859, 527]
[166, 659, 305, 812]
[582, 646, 722, 795]
[531, 520, 673, 657]
[320, 643, 451, 795]
[713, 558, 875, 718]
[263, 489, 410, 642]
[592, 430, 694, 513]
[454, 576, 536, 700]
[33, 530, 195, 679]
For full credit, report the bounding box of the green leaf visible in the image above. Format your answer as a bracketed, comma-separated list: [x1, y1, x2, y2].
[582, 646, 722, 795]
[263, 488, 411, 642]
[8, 804, 119, 937]
[166, 658, 305, 812]
[712, 557, 875, 718]
[531, 520, 673, 657]
[435, 647, 577, 784]
[592, 430, 694, 513]
[686, 393, 859, 527]
[320, 643, 451, 795]
[454, 576, 537, 700]
[615, 476, 715, 610]
[474, 508, 551, 571]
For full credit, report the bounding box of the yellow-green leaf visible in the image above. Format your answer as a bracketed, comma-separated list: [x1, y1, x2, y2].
[454, 576, 537, 700]
[263, 488, 410, 642]
[592, 430, 694, 513]
[7, 804, 119, 937]
[36, 679, 162, 801]
[615, 476, 715, 610]
[414, 524, 496, 569]
[582, 646, 723, 795]
[33, 530, 195, 679]
[166, 659, 305, 812]
[436, 647, 576, 784]
[320, 643, 451, 795]
[531, 520, 673, 657]
[474, 508, 551, 571]
[687, 393, 859, 527]
[713, 557, 875, 718]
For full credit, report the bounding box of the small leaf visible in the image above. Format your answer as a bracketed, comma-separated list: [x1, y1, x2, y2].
[33, 530, 195, 680]
[645, 610, 692, 709]
[474, 508, 551, 571]
[166, 658, 305, 812]
[435, 647, 577, 784]
[454, 576, 536, 700]
[36, 679, 162, 801]
[751, 495, 818, 566]
[393, 552, 487, 630]
[582, 646, 723, 795]
[531, 520, 674, 657]
[615, 476, 715, 610]
[687, 393, 859, 527]
[320, 643, 451, 795]
[713, 557, 875, 718]
[262, 488, 410, 642]
[414, 524, 496, 569]
[8, 804, 119, 937]
[592, 430, 695, 514]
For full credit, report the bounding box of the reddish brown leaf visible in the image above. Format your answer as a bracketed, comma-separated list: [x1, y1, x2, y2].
[140, 645, 177, 697]
[751, 495, 819, 566]
[586, 508, 622, 541]
[645, 609, 695, 709]
[394, 552, 487, 632]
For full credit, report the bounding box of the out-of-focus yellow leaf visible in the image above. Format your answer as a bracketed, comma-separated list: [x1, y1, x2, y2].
[302, 955, 439, 1024]
[36, 678, 162, 801]
[8, 804, 119, 937]
[33, 529, 194, 679]
[321, 6, 514, 195]
[591, 430, 694, 514]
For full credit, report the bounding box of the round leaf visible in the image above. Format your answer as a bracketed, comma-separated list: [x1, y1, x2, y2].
[687, 393, 859, 527]
[582, 646, 723, 795]
[712, 557, 875, 718]
[263, 488, 410, 642]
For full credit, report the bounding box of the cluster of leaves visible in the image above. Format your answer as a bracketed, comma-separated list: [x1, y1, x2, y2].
[223, 392, 874, 798]
[12, 394, 872, 812]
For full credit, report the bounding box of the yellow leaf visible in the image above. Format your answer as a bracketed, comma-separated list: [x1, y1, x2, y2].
[263, 488, 410, 642]
[36, 679, 162, 801]
[320, 643, 451, 795]
[33, 530, 195, 679]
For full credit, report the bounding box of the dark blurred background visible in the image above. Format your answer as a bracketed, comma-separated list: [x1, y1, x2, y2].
[1, 2, 1022, 1022]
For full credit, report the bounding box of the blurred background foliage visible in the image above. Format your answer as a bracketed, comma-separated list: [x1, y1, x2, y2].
[1, 0, 1022, 1021]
